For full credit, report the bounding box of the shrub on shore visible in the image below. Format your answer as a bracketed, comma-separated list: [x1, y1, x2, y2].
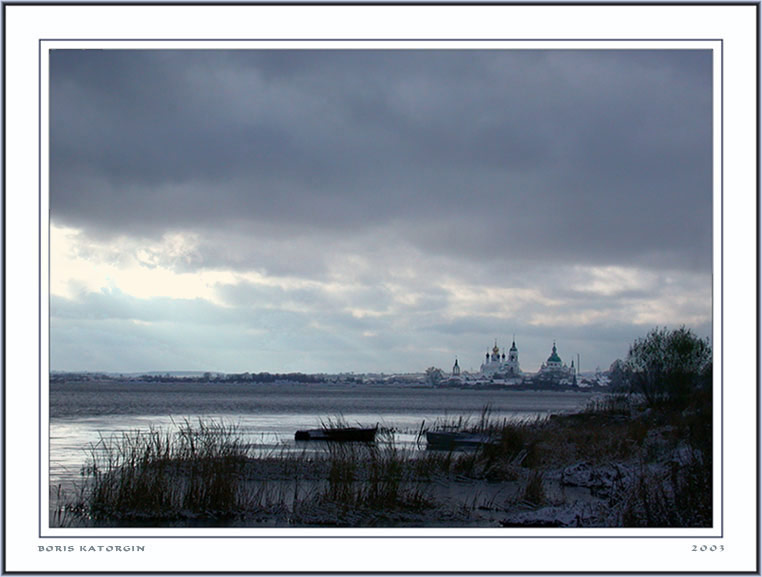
[625, 326, 712, 409]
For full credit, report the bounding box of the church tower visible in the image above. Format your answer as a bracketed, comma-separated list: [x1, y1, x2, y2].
[508, 339, 518, 364]
[490, 340, 501, 363]
[540, 341, 571, 376]
[506, 338, 520, 375]
[546, 341, 563, 370]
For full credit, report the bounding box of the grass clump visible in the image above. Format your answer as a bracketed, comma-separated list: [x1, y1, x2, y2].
[612, 451, 712, 527]
[81, 419, 253, 522]
[318, 441, 433, 516]
[420, 394, 712, 527]
[582, 393, 632, 416]
[607, 390, 713, 527]
[517, 470, 547, 508]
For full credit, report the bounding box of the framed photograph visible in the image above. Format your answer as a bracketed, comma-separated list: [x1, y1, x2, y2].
[4, 3, 757, 573]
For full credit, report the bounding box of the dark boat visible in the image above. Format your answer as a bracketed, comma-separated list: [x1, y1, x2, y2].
[294, 426, 377, 442]
[425, 430, 494, 449]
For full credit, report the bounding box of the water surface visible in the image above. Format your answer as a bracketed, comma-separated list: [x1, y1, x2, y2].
[49, 380, 594, 490]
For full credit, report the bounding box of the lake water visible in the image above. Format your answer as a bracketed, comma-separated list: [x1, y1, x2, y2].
[49, 380, 595, 490]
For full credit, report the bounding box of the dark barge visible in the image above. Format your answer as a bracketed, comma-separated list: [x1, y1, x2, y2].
[294, 426, 377, 442]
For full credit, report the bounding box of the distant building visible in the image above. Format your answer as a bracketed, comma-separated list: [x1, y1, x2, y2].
[437, 338, 585, 386]
[539, 341, 575, 377]
[480, 339, 521, 377]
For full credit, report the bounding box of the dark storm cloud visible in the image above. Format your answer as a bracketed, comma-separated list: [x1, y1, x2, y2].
[50, 49, 712, 272]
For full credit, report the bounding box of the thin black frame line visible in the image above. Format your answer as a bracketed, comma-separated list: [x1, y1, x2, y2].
[6, 1, 762, 6]
[3, 573, 755, 577]
[38, 27, 43, 540]
[41, 534, 727, 540]
[753, 4, 760, 573]
[10, 570, 756, 577]
[1, 1, 7, 573]
[39, 37, 724, 42]
[720, 34, 725, 540]
[39, 38, 725, 541]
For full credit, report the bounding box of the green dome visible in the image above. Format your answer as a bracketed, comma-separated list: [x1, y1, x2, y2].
[547, 342, 562, 363]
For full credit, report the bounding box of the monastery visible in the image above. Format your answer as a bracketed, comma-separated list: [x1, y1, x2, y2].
[452, 339, 576, 382]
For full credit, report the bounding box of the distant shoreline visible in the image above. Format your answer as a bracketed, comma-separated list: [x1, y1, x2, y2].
[49, 372, 616, 393]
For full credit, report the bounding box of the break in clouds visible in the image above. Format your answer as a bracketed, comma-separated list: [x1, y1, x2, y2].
[50, 49, 713, 373]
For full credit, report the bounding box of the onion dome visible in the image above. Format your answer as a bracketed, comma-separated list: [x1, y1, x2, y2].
[547, 342, 562, 364]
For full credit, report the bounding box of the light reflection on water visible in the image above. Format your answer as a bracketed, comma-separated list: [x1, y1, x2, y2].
[49, 381, 595, 490]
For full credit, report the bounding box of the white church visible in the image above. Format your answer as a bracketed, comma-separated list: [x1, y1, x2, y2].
[538, 341, 576, 378]
[479, 339, 521, 377]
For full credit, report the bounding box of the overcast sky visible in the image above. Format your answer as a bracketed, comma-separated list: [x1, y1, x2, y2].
[49, 49, 713, 374]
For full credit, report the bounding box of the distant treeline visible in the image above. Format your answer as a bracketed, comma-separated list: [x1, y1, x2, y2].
[213, 372, 329, 383]
[49, 371, 347, 384]
[134, 372, 332, 384]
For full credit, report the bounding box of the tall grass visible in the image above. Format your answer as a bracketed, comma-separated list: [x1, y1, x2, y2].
[423, 410, 542, 480]
[608, 389, 713, 527]
[50, 484, 89, 527]
[420, 396, 712, 526]
[61, 395, 712, 528]
[582, 393, 633, 416]
[72, 418, 433, 525]
[81, 419, 253, 521]
[611, 452, 712, 527]
[518, 470, 547, 507]
[319, 440, 431, 512]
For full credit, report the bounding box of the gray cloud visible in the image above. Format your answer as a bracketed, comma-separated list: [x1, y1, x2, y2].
[51, 49, 712, 270]
[49, 48, 714, 372]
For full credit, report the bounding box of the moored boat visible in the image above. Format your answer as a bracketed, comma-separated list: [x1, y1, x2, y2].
[295, 426, 377, 442]
[425, 430, 494, 449]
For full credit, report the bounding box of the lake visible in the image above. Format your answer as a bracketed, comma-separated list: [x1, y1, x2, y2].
[49, 380, 595, 490]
